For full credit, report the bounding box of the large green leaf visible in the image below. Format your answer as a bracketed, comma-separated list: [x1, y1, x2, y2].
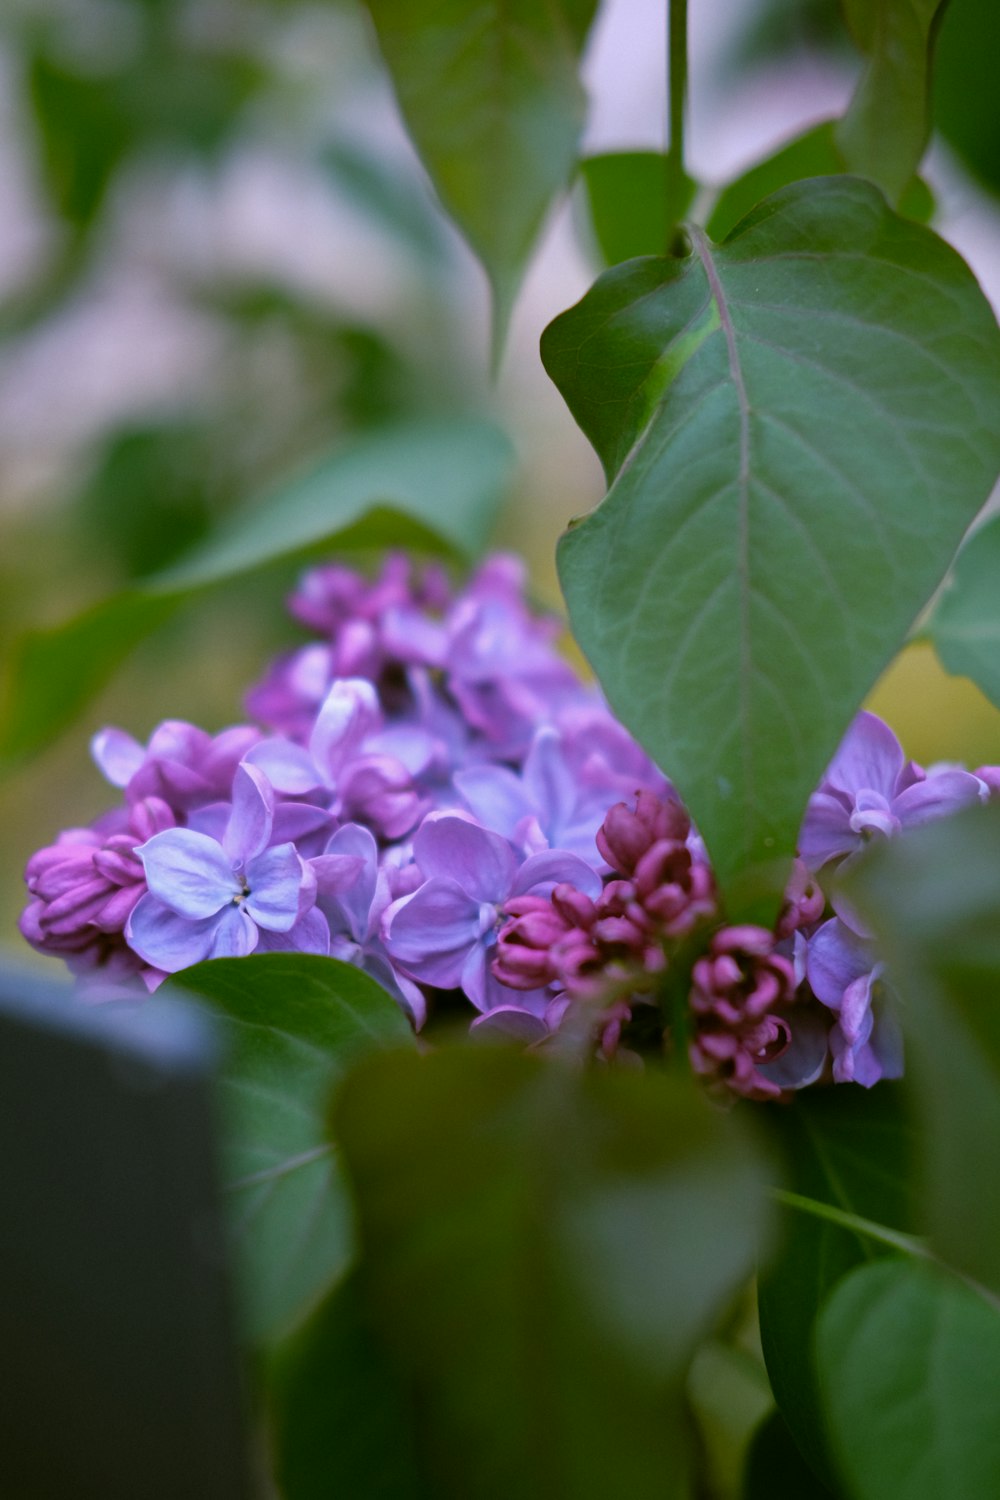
[335, 1047, 772, 1500]
[757, 1085, 915, 1487]
[171, 953, 415, 1344]
[542, 176, 1000, 916]
[364, 0, 599, 345]
[0, 419, 513, 771]
[817, 1258, 1000, 1500]
[927, 514, 1000, 710]
[836, 0, 946, 205]
[846, 804, 1000, 1296]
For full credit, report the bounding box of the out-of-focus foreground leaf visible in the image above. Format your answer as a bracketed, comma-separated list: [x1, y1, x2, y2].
[334, 1047, 773, 1499]
[543, 177, 1000, 917]
[846, 803, 1000, 1297]
[363, 0, 600, 348]
[170, 953, 415, 1345]
[270, 1273, 431, 1500]
[0, 419, 514, 772]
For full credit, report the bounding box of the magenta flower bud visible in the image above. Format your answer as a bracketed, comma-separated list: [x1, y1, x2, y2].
[688, 924, 799, 1101]
[596, 791, 691, 877]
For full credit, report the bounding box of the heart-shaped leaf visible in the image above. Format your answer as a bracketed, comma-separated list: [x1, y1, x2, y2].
[543, 176, 1000, 916]
[172, 953, 415, 1344]
[817, 1258, 1000, 1500]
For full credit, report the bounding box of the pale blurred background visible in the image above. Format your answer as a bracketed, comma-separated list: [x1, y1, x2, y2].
[3, 0, 999, 963]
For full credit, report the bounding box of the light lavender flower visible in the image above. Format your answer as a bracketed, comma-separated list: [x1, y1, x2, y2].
[127, 764, 322, 971]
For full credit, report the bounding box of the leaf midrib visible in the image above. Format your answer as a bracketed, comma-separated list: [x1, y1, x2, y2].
[690, 226, 753, 841]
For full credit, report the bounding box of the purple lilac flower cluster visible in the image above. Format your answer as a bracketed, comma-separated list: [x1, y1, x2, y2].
[19, 553, 998, 1099]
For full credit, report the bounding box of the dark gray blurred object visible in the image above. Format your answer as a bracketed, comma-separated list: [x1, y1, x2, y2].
[0, 964, 254, 1499]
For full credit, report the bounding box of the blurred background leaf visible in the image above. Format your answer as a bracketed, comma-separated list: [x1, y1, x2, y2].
[0, 418, 514, 770]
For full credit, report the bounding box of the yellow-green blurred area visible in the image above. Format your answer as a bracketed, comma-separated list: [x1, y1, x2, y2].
[3, 0, 1000, 1006]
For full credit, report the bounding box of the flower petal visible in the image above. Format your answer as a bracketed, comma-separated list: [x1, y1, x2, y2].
[91, 727, 145, 788]
[806, 918, 874, 1010]
[894, 769, 983, 828]
[382, 878, 482, 988]
[245, 738, 322, 795]
[413, 812, 517, 902]
[511, 849, 603, 901]
[470, 1006, 549, 1044]
[824, 710, 904, 801]
[136, 829, 237, 918]
[309, 678, 381, 778]
[224, 762, 274, 865]
[126, 894, 254, 971]
[244, 843, 310, 932]
[798, 790, 856, 869]
[255, 906, 330, 955]
[454, 764, 533, 840]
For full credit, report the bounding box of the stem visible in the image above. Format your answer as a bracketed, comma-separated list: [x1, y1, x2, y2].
[772, 1187, 1000, 1316]
[665, 0, 689, 249]
[772, 1188, 930, 1260]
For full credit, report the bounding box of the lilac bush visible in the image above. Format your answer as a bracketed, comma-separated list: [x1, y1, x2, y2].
[21, 551, 995, 1099]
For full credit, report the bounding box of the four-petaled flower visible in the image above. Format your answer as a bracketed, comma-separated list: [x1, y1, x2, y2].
[127, 764, 321, 970]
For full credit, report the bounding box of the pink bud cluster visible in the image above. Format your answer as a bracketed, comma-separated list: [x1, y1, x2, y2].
[689, 926, 798, 1101]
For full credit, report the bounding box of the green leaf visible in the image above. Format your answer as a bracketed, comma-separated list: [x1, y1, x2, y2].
[0, 419, 513, 771]
[927, 514, 1000, 710]
[335, 1047, 772, 1500]
[757, 1085, 915, 1487]
[817, 1259, 1000, 1500]
[836, 0, 946, 205]
[269, 1274, 431, 1500]
[705, 120, 932, 244]
[542, 177, 1000, 916]
[171, 953, 415, 1344]
[364, 0, 600, 348]
[580, 152, 696, 266]
[845, 804, 1000, 1297]
[742, 1410, 838, 1499]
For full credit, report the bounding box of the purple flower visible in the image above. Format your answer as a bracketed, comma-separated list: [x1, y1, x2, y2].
[442, 555, 586, 758]
[800, 711, 981, 873]
[312, 822, 426, 1027]
[382, 811, 601, 1014]
[127, 764, 322, 971]
[246, 678, 426, 840]
[92, 721, 261, 812]
[806, 917, 903, 1087]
